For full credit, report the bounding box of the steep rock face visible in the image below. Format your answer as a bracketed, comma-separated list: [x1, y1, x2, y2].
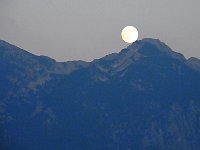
[0, 39, 200, 150]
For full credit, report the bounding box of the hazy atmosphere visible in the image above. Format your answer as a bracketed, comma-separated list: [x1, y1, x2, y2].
[0, 0, 199, 61]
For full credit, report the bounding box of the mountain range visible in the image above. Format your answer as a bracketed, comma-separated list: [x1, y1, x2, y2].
[0, 38, 200, 150]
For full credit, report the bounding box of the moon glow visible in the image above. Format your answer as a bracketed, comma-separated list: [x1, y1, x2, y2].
[121, 26, 138, 43]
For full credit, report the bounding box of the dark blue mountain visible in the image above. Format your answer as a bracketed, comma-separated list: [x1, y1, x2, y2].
[0, 39, 200, 150]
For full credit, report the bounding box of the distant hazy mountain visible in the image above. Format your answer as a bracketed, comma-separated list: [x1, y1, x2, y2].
[0, 39, 200, 150]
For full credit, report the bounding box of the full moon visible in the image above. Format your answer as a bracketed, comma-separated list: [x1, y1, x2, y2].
[121, 26, 138, 43]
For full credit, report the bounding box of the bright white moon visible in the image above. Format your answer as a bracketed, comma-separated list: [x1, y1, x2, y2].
[121, 26, 138, 43]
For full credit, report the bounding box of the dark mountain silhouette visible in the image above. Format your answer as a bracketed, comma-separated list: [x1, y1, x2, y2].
[0, 39, 200, 150]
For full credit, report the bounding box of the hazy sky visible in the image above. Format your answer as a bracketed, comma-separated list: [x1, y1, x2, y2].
[0, 0, 199, 61]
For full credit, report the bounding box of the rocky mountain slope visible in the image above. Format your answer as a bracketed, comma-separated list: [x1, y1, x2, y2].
[0, 39, 200, 150]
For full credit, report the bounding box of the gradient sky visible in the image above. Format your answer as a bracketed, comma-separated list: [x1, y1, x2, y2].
[0, 0, 199, 61]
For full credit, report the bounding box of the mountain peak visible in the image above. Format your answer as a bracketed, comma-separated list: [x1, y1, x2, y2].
[186, 57, 200, 71]
[127, 38, 186, 61]
[0, 40, 17, 49]
[1, 38, 200, 150]
[95, 38, 187, 74]
[0, 40, 34, 56]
